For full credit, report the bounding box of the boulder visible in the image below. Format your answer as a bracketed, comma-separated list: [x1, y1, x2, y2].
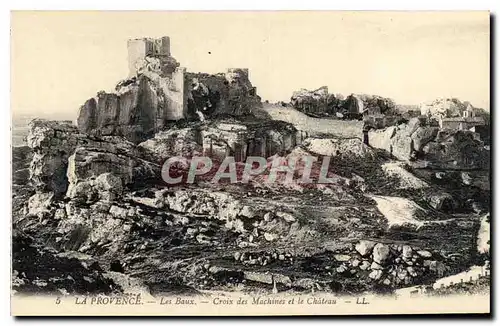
[368, 270, 383, 280]
[290, 86, 338, 116]
[417, 250, 433, 258]
[334, 254, 351, 262]
[27, 192, 54, 218]
[372, 243, 391, 264]
[390, 129, 414, 161]
[276, 211, 296, 223]
[304, 137, 374, 158]
[411, 127, 439, 151]
[402, 245, 413, 259]
[264, 232, 278, 242]
[351, 94, 397, 116]
[359, 261, 371, 270]
[355, 240, 376, 256]
[370, 119, 488, 169]
[367, 126, 396, 152]
[427, 193, 457, 212]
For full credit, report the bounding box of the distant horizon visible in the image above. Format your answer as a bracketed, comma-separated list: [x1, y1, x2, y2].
[11, 11, 490, 116]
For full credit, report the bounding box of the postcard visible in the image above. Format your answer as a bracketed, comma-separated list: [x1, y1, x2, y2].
[10, 11, 491, 316]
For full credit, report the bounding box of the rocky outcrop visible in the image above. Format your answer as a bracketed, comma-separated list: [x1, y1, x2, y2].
[78, 71, 185, 144]
[138, 120, 306, 163]
[426, 193, 457, 212]
[290, 86, 339, 116]
[346, 94, 397, 116]
[186, 69, 261, 118]
[368, 117, 489, 169]
[27, 120, 83, 196]
[26, 119, 160, 199]
[290, 88, 397, 119]
[303, 137, 375, 158]
[137, 127, 203, 162]
[420, 130, 489, 169]
[13, 36, 490, 299]
[420, 98, 471, 120]
[65, 145, 159, 202]
[77, 70, 262, 144]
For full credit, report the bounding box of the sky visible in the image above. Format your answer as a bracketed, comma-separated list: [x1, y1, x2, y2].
[11, 11, 490, 117]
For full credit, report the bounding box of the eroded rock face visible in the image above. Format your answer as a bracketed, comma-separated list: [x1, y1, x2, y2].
[78, 73, 184, 144]
[12, 145, 33, 185]
[303, 137, 375, 158]
[185, 69, 262, 118]
[368, 117, 489, 169]
[27, 120, 83, 196]
[138, 128, 203, 163]
[65, 143, 159, 200]
[290, 88, 397, 118]
[66, 172, 124, 203]
[138, 120, 305, 163]
[290, 86, 339, 116]
[26, 119, 160, 199]
[420, 98, 470, 120]
[348, 94, 397, 116]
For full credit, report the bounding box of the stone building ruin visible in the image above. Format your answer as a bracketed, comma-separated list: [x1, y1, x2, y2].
[77, 37, 261, 143]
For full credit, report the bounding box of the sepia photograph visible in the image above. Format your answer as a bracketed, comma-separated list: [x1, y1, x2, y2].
[9, 10, 491, 316]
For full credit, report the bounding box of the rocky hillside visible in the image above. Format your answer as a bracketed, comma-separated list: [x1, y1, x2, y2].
[12, 37, 490, 298]
[12, 115, 490, 296]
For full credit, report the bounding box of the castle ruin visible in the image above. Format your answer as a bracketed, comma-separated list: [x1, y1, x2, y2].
[77, 36, 261, 143]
